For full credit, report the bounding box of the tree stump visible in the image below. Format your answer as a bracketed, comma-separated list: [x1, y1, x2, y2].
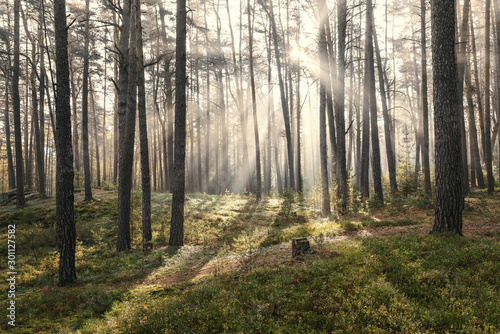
[292, 238, 311, 257]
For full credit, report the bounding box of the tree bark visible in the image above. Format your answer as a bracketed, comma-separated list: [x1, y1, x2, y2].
[484, 0, 495, 193]
[4, 74, 15, 190]
[367, 0, 383, 205]
[421, 0, 432, 196]
[319, 3, 331, 217]
[248, 0, 262, 200]
[373, 26, 398, 194]
[69, 48, 80, 181]
[456, 0, 471, 196]
[38, 17, 46, 196]
[117, 0, 133, 252]
[465, 48, 484, 188]
[13, 0, 24, 207]
[336, 0, 348, 210]
[54, 0, 76, 285]
[470, 15, 486, 179]
[495, 0, 500, 181]
[82, 0, 93, 201]
[261, 0, 295, 191]
[430, 0, 463, 234]
[135, 0, 151, 250]
[90, 78, 101, 188]
[204, 0, 211, 193]
[169, 0, 187, 247]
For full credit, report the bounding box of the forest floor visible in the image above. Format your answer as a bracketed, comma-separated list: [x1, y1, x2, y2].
[0, 187, 499, 333]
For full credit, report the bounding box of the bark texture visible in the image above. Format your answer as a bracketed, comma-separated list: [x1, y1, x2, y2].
[169, 0, 187, 247]
[431, 0, 464, 234]
[54, 0, 76, 285]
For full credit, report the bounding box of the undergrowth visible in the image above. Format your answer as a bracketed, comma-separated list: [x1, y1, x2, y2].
[0, 189, 498, 333]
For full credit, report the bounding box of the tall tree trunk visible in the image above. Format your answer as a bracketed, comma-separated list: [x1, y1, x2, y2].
[324, 7, 338, 177]
[248, 0, 262, 200]
[4, 12, 15, 191]
[4, 75, 15, 190]
[295, 6, 302, 193]
[135, 0, 151, 250]
[31, 38, 45, 197]
[158, 3, 173, 192]
[195, 3, 202, 193]
[204, 0, 211, 193]
[360, 5, 371, 198]
[319, 1, 331, 217]
[117, 0, 133, 252]
[265, 21, 272, 195]
[261, 0, 295, 190]
[495, 0, 500, 181]
[411, 31, 422, 191]
[367, 0, 384, 204]
[225, 0, 249, 193]
[430, 0, 463, 234]
[373, 26, 398, 194]
[90, 78, 101, 188]
[103, 47, 107, 183]
[465, 46, 484, 188]
[169, 0, 187, 247]
[470, 15, 486, 172]
[82, 0, 93, 201]
[13, 0, 24, 207]
[336, 0, 348, 210]
[54, 0, 76, 285]
[113, 9, 119, 184]
[484, 0, 495, 193]
[38, 17, 46, 196]
[421, 0, 432, 196]
[456, 0, 470, 196]
[69, 48, 80, 181]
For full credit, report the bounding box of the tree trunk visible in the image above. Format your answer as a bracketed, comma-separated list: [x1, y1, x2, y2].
[38, 17, 46, 196]
[54, 0, 76, 285]
[248, 0, 262, 200]
[324, 8, 338, 178]
[113, 9, 119, 184]
[4, 23, 15, 191]
[82, 0, 93, 201]
[319, 3, 331, 217]
[336, 0, 348, 210]
[484, 0, 495, 193]
[225, 0, 248, 194]
[465, 34, 485, 189]
[456, 0, 471, 196]
[421, 0, 432, 196]
[90, 79, 101, 188]
[203, 1, 211, 193]
[360, 5, 371, 199]
[195, 3, 202, 193]
[470, 15, 486, 176]
[13, 0, 24, 207]
[367, 0, 383, 205]
[135, 0, 151, 250]
[262, 0, 295, 191]
[117, 0, 133, 252]
[169, 0, 187, 247]
[69, 48, 80, 181]
[373, 26, 398, 194]
[430, 0, 464, 234]
[495, 0, 500, 181]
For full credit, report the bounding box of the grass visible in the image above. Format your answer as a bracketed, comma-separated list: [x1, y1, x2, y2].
[0, 188, 499, 333]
